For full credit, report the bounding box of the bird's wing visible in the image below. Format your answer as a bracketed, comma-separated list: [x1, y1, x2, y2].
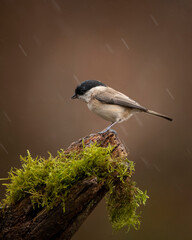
[95, 88, 147, 112]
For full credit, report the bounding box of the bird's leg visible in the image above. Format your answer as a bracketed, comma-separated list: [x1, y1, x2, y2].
[99, 120, 120, 134]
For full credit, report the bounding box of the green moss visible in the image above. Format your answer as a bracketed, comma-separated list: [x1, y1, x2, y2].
[0, 143, 148, 231]
[106, 180, 148, 231]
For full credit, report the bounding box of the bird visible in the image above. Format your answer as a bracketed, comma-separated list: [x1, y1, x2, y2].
[71, 80, 172, 133]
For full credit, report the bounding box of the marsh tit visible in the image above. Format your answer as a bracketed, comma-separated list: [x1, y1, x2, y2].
[72, 80, 172, 132]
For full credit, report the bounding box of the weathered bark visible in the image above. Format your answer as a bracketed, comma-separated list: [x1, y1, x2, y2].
[0, 131, 128, 240]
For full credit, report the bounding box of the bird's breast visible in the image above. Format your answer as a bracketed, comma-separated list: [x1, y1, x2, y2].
[87, 99, 132, 122]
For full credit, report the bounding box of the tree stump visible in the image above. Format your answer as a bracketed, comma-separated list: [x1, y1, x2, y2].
[0, 131, 128, 240]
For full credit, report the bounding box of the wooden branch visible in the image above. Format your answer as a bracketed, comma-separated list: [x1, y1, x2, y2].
[0, 131, 128, 240]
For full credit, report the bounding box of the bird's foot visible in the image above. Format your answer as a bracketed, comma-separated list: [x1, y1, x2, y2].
[108, 129, 117, 135]
[98, 128, 117, 135]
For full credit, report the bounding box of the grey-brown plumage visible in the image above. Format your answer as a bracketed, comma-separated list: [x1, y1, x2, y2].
[95, 90, 148, 112]
[72, 80, 172, 132]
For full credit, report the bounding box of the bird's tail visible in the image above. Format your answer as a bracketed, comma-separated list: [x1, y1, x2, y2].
[146, 109, 173, 121]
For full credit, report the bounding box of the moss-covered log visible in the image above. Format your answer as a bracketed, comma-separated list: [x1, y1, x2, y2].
[0, 131, 148, 240]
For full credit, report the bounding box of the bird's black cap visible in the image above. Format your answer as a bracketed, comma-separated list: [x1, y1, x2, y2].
[72, 80, 106, 99]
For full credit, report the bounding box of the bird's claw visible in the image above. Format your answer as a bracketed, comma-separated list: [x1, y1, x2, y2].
[98, 128, 117, 135]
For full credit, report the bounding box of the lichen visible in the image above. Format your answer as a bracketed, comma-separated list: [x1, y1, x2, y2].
[0, 143, 148, 231]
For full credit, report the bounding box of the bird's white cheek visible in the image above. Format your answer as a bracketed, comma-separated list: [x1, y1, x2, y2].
[78, 95, 89, 103]
[78, 91, 93, 103]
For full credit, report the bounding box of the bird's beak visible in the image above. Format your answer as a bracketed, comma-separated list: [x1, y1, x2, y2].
[71, 94, 78, 99]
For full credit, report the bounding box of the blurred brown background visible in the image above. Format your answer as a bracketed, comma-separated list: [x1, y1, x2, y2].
[0, 0, 192, 239]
